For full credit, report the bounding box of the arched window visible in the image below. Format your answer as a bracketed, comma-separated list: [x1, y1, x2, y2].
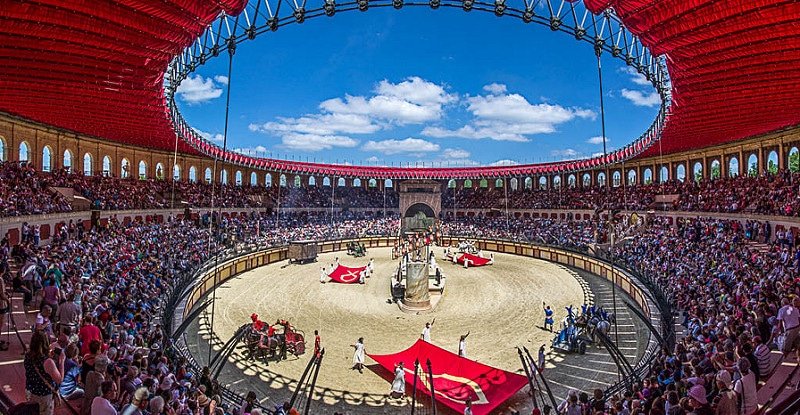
[221, 169, 228, 184]
[495, 179, 504, 188]
[337, 177, 345, 187]
[693, 162, 703, 182]
[582, 173, 591, 187]
[568, 174, 576, 188]
[121, 158, 130, 178]
[553, 176, 562, 188]
[710, 160, 721, 179]
[83, 153, 93, 176]
[767, 151, 779, 174]
[42, 146, 52, 172]
[235, 170, 243, 186]
[251, 172, 258, 186]
[676, 164, 686, 182]
[728, 157, 739, 178]
[63, 150, 73, 172]
[322, 176, 331, 187]
[265, 174, 273, 187]
[612, 171, 621, 187]
[353, 178, 362, 187]
[173, 164, 181, 181]
[138, 161, 147, 179]
[447, 179, 456, 189]
[510, 178, 518, 190]
[789, 147, 799, 173]
[463, 179, 472, 188]
[627, 170, 636, 185]
[538, 176, 547, 189]
[524, 177, 533, 189]
[19, 141, 30, 162]
[643, 168, 653, 184]
[280, 174, 288, 187]
[384, 179, 393, 188]
[597, 172, 606, 186]
[155, 163, 165, 180]
[294, 175, 301, 187]
[0, 137, 5, 161]
[204, 168, 213, 183]
[102, 156, 112, 177]
[659, 166, 668, 183]
[479, 179, 488, 188]
[308, 176, 316, 186]
[368, 178, 377, 188]
[747, 154, 758, 176]
[189, 166, 198, 183]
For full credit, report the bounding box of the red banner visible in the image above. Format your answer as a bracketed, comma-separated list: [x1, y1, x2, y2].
[368, 340, 528, 415]
[457, 253, 492, 267]
[327, 264, 367, 284]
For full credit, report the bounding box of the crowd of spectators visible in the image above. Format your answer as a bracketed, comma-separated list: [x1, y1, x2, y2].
[7, 160, 800, 219]
[1, 205, 799, 415]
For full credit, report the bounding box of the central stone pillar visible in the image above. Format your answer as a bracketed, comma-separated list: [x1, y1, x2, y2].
[402, 262, 431, 310]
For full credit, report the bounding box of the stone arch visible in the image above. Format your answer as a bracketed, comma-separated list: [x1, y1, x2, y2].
[337, 177, 345, 187]
[155, 162, 165, 180]
[83, 153, 93, 176]
[538, 176, 547, 189]
[353, 178, 362, 187]
[64, 150, 73, 172]
[0, 136, 5, 161]
[235, 170, 243, 186]
[582, 173, 591, 187]
[767, 150, 779, 174]
[368, 178, 377, 188]
[659, 166, 668, 183]
[265, 173, 273, 187]
[728, 157, 739, 177]
[384, 179, 393, 188]
[693, 161, 703, 181]
[612, 171, 621, 187]
[788, 147, 799, 172]
[597, 172, 606, 186]
[102, 156, 112, 177]
[643, 168, 653, 184]
[250, 172, 258, 186]
[309, 176, 317, 186]
[676, 164, 686, 182]
[121, 158, 130, 178]
[138, 160, 147, 179]
[553, 175, 562, 188]
[280, 174, 288, 187]
[447, 179, 456, 189]
[19, 141, 30, 162]
[524, 177, 533, 189]
[479, 179, 488, 188]
[710, 159, 721, 179]
[463, 179, 473, 188]
[322, 176, 330, 187]
[567, 174, 576, 188]
[204, 167, 213, 183]
[627, 169, 636, 185]
[294, 175, 302, 187]
[189, 166, 198, 182]
[221, 169, 229, 184]
[510, 177, 518, 190]
[747, 153, 758, 176]
[41, 146, 53, 172]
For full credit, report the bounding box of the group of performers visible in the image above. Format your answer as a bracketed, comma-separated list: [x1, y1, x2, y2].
[443, 242, 494, 268]
[246, 314, 303, 364]
[544, 301, 616, 352]
[319, 257, 374, 284]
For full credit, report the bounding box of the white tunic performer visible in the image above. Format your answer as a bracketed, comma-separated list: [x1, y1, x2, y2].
[319, 267, 327, 284]
[352, 337, 365, 373]
[390, 363, 406, 397]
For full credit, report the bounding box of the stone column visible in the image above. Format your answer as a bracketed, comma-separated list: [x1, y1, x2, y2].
[403, 262, 430, 310]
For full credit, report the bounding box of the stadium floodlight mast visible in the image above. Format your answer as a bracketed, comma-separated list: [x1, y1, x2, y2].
[164, 0, 671, 180]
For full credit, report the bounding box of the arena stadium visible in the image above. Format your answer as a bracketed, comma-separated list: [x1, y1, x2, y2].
[1, 1, 800, 415]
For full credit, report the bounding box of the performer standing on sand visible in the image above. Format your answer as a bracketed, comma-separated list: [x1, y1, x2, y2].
[543, 302, 554, 332]
[458, 332, 470, 357]
[351, 337, 365, 373]
[390, 362, 406, 398]
[319, 267, 327, 284]
[421, 319, 435, 342]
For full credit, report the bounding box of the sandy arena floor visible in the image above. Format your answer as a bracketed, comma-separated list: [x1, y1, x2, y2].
[189, 248, 591, 414]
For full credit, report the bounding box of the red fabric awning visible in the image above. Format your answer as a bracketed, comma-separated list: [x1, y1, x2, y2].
[368, 339, 528, 415]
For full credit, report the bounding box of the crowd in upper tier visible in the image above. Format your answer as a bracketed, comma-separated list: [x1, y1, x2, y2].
[5, 161, 800, 219]
[1, 206, 798, 415]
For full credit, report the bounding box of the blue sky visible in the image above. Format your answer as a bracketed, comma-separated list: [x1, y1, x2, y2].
[176, 8, 661, 166]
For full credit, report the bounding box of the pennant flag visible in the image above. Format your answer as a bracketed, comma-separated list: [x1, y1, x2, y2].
[456, 253, 492, 267]
[368, 340, 528, 415]
[327, 264, 367, 284]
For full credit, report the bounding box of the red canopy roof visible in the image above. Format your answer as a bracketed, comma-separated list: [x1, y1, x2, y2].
[586, 0, 800, 156]
[1, 0, 799, 175]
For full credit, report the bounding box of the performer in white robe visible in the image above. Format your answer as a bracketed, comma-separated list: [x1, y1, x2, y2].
[390, 362, 406, 398]
[367, 258, 374, 276]
[319, 267, 327, 284]
[352, 337, 365, 373]
[359, 269, 366, 285]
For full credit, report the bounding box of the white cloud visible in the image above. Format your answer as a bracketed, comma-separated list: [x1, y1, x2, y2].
[587, 136, 610, 145]
[442, 148, 470, 159]
[176, 74, 225, 104]
[214, 75, 229, 85]
[551, 148, 579, 159]
[482, 83, 507, 95]
[193, 129, 224, 143]
[621, 89, 661, 107]
[362, 138, 440, 155]
[422, 89, 595, 142]
[491, 159, 519, 166]
[619, 67, 651, 87]
[249, 77, 457, 152]
[592, 152, 606, 158]
[280, 133, 358, 152]
[366, 156, 381, 163]
[232, 146, 268, 155]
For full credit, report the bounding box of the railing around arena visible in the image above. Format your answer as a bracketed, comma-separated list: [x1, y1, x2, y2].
[161, 233, 673, 410]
